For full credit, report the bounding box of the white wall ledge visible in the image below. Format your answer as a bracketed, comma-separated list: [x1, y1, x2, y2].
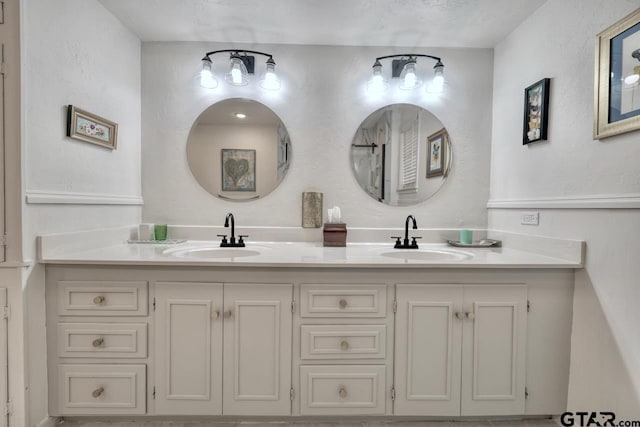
[26, 191, 144, 205]
[487, 193, 640, 209]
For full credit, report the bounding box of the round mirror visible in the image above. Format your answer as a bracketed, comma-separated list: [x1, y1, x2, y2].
[187, 98, 291, 201]
[350, 104, 451, 206]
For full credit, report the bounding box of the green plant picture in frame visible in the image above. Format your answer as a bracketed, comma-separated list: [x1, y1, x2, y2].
[221, 149, 256, 192]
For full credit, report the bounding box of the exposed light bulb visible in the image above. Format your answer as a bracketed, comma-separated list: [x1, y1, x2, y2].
[404, 70, 417, 87]
[399, 59, 421, 90]
[624, 73, 640, 85]
[200, 58, 218, 89]
[259, 58, 281, 91]
[367, 61, 388, 94]
[225, 55, 249, 86]
[231, 67, 242, 84]
[427, 61, 445, 94]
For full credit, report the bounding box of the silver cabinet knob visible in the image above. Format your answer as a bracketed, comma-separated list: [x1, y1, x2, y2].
[211, 310, 220, 320]
[455, 312, 465, 320]
[339, 299, 348, 309]
[92, 338, 104, 348]
[339, 387, 348, 398]
[92, 387, 104, 398]
[223, 310, 232, 319]
[93, 295, 105, 305]
[340, 340, 349, 351]
[466, 312, 476, 320]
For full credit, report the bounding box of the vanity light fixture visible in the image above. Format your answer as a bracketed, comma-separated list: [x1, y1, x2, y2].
[367, 54, 445, 94]
[200, 49, 281, 91]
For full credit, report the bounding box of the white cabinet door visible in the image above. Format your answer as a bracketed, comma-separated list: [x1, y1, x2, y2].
[394, 285, 463, 416]
[223, 283, 292, 415]
[155, 282, 223, 415]
[461, 285, 527, 416]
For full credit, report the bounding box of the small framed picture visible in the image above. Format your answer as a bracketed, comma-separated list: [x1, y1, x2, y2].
[594, 8, 640, 139]
[66, 105, 118, 149]
[426, 128, 447, 178]
[523, 78, 550, 144]
[221, 149, 256, 191]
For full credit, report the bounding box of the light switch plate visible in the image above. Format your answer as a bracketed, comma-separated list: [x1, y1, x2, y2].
[521, 211, 539, 225]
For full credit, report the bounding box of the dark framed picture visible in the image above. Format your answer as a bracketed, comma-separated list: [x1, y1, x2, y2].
[221, 149, 256, 191]
[426, 128, 447, 178]
[594, 8, 640, 139]
[66, 105, 118, 149]
[523, 78, 550, 144]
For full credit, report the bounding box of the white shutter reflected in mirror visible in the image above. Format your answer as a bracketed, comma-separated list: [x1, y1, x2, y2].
[399, 116, 419, 192]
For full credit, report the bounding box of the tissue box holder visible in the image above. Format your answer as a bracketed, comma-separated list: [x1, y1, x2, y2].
[323, 223, 347, 247]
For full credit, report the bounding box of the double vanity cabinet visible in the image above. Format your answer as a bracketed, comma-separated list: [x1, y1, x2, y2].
[45, 261, 574, 419]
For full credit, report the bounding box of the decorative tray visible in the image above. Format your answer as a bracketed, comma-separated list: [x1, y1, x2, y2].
[447, 239, 502, 248]
[127, 239, 186, 245]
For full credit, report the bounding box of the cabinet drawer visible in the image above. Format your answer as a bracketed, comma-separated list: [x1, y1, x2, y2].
[300, 285, 387, 317]
[299, 365, 386, 415]
[57, 323, 147, 358]
[58, 281, 148, 316]
[58, 364, 146, 415]
[300, 325, 386, 359]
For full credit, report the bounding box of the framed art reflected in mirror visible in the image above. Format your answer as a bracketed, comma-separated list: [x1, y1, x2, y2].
[221, 149, 256, 191]
[426, 128, 448, 177]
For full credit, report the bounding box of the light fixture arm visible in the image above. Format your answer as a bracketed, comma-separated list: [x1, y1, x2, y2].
[374, 53, 441, 63]
[372, 54, 444, 79]
[202, 49, 275, 74]
[202, 49, 274, 61]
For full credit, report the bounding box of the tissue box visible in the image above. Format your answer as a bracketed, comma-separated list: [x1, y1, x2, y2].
[323, 223, 347, 247]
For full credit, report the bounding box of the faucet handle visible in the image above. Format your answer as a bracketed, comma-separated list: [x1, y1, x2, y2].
[411, 236, 422, 248]
[217, 234, 228, 245]
[238, 235, 248, 246]
[391, 236, 402, 248]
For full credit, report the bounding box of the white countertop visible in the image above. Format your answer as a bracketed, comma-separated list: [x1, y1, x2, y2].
[38, 240, 582, 269]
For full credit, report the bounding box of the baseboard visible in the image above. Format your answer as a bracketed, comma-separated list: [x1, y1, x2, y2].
[487, 193, 640, 209]
[26, 190, 143, 206]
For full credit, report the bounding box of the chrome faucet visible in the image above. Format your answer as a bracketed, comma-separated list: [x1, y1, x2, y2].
[391, 215, 421, 249]
[218, 213, 247, 247]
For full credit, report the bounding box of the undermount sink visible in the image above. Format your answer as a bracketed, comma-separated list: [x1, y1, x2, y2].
[164, 246, 262, 259]
[380, 249, 473, 262]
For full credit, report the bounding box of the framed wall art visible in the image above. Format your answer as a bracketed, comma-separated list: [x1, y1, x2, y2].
[594, 8, 640, 139]
[221, 149, 256, 191]
[426, 128, 447, 178]
[523, 78, 550, 144]
[66, 105, 118, 149]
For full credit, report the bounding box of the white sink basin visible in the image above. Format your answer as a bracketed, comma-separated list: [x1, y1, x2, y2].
[164, 246, 262, 259]
[380, 249, 473, 262]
